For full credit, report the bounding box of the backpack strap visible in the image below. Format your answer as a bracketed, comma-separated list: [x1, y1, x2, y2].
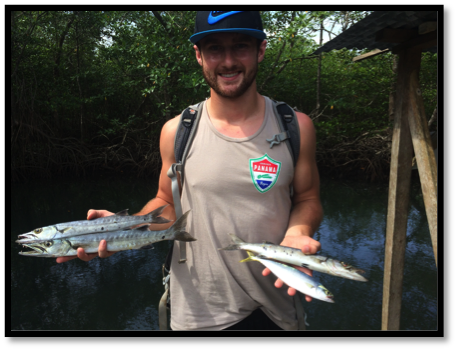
[167, 102, 203, 264]
[268, 100, 301, 168]
[174, 103, 202, 167]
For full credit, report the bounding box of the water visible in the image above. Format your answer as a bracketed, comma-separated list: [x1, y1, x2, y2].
[10, 176, 437, 330]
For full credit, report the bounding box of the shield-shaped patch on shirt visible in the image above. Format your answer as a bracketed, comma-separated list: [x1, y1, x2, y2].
[249, 154, 282, 193]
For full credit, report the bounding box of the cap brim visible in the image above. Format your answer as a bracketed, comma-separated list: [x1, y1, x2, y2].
[190, 28, 266, 44]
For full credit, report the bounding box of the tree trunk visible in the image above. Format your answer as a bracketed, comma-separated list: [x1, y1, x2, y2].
[75, 19, 84, 142]
[315, 19, 324, 117]
[163, 88, 171, 120]
[54, 13, 76, 80]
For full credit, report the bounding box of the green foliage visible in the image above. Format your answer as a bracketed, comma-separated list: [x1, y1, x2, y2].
[11, 10, 438, 180]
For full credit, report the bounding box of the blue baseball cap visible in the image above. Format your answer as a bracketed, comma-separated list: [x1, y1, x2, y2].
[190, 11, 266, 44]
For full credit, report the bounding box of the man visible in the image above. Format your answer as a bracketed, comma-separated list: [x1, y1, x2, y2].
[57, 11, 323, 330]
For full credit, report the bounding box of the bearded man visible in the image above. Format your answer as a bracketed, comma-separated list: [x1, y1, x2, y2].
[58, 11, 323, 331]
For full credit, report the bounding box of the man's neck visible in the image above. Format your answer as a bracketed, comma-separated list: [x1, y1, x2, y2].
[206, 85, 264, 125]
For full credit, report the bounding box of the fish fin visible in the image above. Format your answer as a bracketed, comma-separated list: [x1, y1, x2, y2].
[228, 233, 246, 244]
[135, 225, 150, 231]
[218, 244, 240, 251]
[71, 243, 92, 249]
[306, 282, 316, 289]
[115, 209, 129, 216]
[168, 211, 196, 241]
[139, 244, 155, 250]
[240, 251, 256, 263]
[56, 227, 72, 234]
[263, 240, 275, 245]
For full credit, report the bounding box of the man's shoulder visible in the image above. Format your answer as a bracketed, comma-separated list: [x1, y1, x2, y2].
[160, 115, 181, 147]
[293, 111, 316, 152]
[162, 115, 181, 133]
[273, 104, 314, 137]
[270, 99, 310, 125]
[163, 100, 206, 132]
[294, 111, 314, 132]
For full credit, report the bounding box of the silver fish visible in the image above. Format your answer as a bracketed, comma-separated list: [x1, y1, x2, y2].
[219, 234, 367, 282]
[16, 205, 171, 244]
[19, 211, 195, 258]
[240, 251, 334, 303]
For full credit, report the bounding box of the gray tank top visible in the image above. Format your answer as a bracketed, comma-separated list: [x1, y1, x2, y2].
[170, 96, 299, 330]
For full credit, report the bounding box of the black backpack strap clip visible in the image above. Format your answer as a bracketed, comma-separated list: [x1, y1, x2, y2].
[269, 100, 301, 168]
[174, 104, 201, 166]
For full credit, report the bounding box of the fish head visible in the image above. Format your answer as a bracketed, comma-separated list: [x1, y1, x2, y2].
[318, 285, 335, 303]
[19, 240, 72, 257]
[340, 262, 368, 282]
[16, 226, 58, 244]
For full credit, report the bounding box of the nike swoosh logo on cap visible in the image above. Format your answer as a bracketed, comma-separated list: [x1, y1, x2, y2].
[208, 11, 243, 25]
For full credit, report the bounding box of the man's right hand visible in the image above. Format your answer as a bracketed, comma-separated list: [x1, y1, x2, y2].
[56, 209, 116, 264]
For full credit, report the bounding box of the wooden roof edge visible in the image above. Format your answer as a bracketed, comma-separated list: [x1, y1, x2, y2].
[312, 10, 439, 55]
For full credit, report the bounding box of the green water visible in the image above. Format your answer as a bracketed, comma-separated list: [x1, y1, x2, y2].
[10, 176, 437, 330]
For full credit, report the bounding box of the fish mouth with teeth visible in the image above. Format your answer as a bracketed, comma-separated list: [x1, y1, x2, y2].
[20, 243, 47, 255]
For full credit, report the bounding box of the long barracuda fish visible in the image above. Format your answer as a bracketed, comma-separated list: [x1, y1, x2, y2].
[16, 205, 171, 244]
[219, 234, 367, 282]
[240, 252, 334, 303]
[19, 211, 195, 258]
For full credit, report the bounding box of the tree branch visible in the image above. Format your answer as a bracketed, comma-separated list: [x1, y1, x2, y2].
[54, 12, 77, 79]
[259, 11, 298, 91]
[152, 11, 172, 40]
[428, 106, 437, 128]
[259, 40, 287, 91]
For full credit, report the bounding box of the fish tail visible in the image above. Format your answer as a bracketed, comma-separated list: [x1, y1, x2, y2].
[147, 205, 171, 223]
[154, 217, 172, 224]
[239, 251, 256, 263]
[218, 233, 245, 251]
[228, 233, 246, 244]
[174, 231, 197, 242]
[168, 211, 196, 242]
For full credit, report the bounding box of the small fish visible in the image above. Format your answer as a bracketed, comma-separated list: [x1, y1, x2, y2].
[19, 211, 195, 258]
[240, 251, 334, 303]
[16, 205, 171, 244]
[219, 234, 367, 282]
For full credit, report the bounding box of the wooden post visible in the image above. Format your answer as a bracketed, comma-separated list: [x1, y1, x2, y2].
[408, 66, 438, 266]
[381, 47, 417, 330]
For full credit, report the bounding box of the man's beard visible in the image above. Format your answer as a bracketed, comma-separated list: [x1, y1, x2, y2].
[202, 63, 258, 99]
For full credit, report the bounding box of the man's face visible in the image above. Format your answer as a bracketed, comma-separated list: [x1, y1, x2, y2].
[195, 33, 266, 99]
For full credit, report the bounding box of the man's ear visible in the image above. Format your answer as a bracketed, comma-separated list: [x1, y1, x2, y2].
[258, 40, 267, 63]
[194, 45, 203, 66]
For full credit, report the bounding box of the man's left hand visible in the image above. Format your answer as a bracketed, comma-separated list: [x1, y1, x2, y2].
[262, 235, 321, 302]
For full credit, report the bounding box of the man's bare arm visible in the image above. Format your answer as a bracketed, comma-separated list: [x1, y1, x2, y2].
[284, 111, 323, 243]
[262, 111, 323, 300]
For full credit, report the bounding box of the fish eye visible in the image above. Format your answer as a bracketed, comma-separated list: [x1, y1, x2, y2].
[341, 262, 353, 269]
[320, 285, 333, 297]
[45, 241, 52, 247]
[34, 228, 43, 234]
